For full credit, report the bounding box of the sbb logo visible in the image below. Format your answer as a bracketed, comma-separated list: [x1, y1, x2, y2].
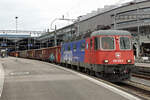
[115, 52, 121, 59]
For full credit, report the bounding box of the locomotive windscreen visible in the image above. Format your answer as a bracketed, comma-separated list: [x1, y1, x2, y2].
[120, 37, 131, 50]
[101, 37, 114, 50]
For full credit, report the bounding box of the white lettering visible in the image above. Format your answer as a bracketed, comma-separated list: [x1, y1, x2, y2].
[113, 59, 123, 63]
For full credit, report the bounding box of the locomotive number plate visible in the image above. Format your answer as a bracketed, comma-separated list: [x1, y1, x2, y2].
[113, 59, 123, 63]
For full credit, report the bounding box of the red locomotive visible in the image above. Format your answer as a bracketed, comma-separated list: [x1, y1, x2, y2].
[84, 30, 134, 82]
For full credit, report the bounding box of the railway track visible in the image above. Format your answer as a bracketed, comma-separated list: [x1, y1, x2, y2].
[96, 77, 150, 100]
[93, 75, 150, 100]
[133, 66, 150, 77]
[132, 73, 150, 80]
[118, 81, 150, 100]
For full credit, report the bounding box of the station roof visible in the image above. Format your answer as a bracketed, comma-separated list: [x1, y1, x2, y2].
[91, 30, 131, 36]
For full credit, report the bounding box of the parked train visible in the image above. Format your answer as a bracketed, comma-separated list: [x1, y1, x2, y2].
[9, 30, 134, 82]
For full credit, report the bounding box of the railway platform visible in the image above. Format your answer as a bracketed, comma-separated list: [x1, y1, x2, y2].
[135, 63, 150, 68]
[0, 57, 141, 100]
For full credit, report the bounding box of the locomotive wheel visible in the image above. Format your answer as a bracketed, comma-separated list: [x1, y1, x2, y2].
[71, 64, 74, 69]
[82, 68, 86, 73]
[77, 66, 81, 72]
[95, 72, 102, 78]
[62, 63, 65, 67]
[90, 70, 95, 76]
[86, 69, 90, 75]
[74, 66, 77, 70]
[65, 63, 67, 67]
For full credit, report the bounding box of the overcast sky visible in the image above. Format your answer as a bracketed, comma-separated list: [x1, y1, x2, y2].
[0, 0, 132, 31]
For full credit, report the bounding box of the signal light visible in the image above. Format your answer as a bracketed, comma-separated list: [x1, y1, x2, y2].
[104, 60, 109, 63]
[127, 60, 132, 63]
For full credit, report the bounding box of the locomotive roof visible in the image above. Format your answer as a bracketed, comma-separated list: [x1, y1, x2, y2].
[91, 30, 131, 36]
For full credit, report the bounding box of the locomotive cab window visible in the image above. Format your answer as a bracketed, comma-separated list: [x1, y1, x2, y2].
[86, 43, 89, 49]
[67, 45, 71, 51]
[94, 37, 99, 50]
[120, 37, 131, 50]
[73, 44, 77, 52]
[80, 42, 85, 51]
[101, 37, 115, 50]
[90, 39, 92, 49]
[62, 47, 65, 52]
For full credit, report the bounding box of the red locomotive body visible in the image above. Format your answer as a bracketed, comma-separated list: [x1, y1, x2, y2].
[84, 30, 134, 82]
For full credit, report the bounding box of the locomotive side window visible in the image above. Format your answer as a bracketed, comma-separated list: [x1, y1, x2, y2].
[62, 46, 65, 52]
[86, 43, 89, 49]
[80, 42, 85, 51]
[73, 44, 77, 52]
[101, 37, 114, 50]
[59, 49, 61, 53]
[90, 39, 92, 49]
[94, 37, 99, 50]
[67, 45, 71, 51]
[120, 37, 131, 50]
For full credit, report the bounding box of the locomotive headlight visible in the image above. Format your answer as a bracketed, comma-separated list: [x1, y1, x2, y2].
[104, 60, 109, 63]
[127, 60, 132, 63]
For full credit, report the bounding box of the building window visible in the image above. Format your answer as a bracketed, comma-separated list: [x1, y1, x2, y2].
[142, 7, 150, 12]
[117, 10, 137, 16]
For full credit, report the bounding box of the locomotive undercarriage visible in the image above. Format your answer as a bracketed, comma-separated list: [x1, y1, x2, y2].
[92, 64, 133, 82]
[62, 61, 134, 82]
[95, 71, 131, 82]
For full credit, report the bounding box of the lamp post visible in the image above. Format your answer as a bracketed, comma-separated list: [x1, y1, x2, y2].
[15, 16, 18, 51]
[135, 0, 140, 58]
[50, 18, 59, 46]
[6, 32, 7, 57]
[15, 17, 18, 33]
